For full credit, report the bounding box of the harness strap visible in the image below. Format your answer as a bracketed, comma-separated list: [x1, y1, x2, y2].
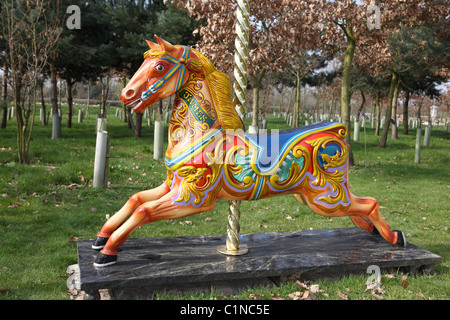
[140, 46, 191, 102]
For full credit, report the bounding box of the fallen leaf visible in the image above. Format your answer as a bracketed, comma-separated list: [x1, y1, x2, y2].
[248, 293, 264, 300]
[401, 280, 409, 289]
[258, 224, 268, 228]
[384, 274, 395, 279]
[204, 217, 212, 222]
[67, 288, 78, 296]
[184, 220, 192, 225]
[371, 291, 383, 300]
[269, 290, 285, 300]
[373, 287, 386, 295]
[68, 236, 79, 242]
[416, 292, 426, 300]
[310, 284, 320, 293]
[296, 280, 309, 290]
[286, 214, 295, 220]
[302, 291, 311, 300]
[66, 183, 81, 190]
[69, 236, 85, 242]
[338, 290, 348, 300]
[288, 291, 302, 300]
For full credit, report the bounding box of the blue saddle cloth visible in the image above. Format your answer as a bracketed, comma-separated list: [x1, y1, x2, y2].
[241, 121, 340, 175]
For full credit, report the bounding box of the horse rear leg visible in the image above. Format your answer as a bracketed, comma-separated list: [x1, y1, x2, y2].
[94, 189, 216, 267]
[294, 193, 375, 233]
[92, 182, 171, 250]
[293, 193, 405, 247]
[346, 194, 404, 246]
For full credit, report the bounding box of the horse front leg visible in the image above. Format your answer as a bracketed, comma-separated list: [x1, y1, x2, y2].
[93, 188, 217, 267]
[92, 182, 171, 250]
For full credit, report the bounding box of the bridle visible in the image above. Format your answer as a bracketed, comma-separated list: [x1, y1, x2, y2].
[129, 46, 191, 111]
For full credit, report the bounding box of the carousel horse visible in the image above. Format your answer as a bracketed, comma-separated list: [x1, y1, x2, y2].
[92, 35, 405, 267]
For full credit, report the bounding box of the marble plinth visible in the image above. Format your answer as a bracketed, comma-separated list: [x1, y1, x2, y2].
[68, 228, 441, 299]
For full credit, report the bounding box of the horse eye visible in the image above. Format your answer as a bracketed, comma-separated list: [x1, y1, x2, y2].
[155, 64, 165, 72]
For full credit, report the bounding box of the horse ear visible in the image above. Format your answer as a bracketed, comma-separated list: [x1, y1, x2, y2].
[146, 40, 159, 51]
[154, 35, 175, 52]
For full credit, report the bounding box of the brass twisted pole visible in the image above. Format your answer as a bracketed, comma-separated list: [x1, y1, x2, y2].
[217, 0, 249, 256]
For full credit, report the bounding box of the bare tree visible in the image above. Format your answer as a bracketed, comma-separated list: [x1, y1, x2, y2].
[1, 0, 61, 163]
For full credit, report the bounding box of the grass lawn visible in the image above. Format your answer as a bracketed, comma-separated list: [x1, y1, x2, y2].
[0, 104, 448, 300]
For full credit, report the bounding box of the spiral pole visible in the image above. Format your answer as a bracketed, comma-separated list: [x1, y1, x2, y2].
[233, 0, 250, 118]
[217, 0, 250, 256]
[217, 200, 248, 255]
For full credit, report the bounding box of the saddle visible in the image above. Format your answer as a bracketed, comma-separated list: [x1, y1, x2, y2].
[236, 121, 343, 180]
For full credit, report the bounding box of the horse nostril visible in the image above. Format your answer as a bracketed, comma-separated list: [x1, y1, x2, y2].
[124, 89, 135, 99]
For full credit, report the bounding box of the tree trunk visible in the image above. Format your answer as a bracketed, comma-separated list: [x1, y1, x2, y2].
[66, 77, 74, 128]
[293, 70, 302, 128]
[58, 78, 62, 112]
[40, 80, 47, 126]
[14, 73, 28, 164]
[0, 101, 6, 129]
[375, 91, 381, 136]
[378, 72, 399, 148]
[251, 69, 266, 129]
[391, 79, 400, 140]
[403, 89, 410, 135]
[340, 26, 355, 166]
[277, 88, 283, 116]
[122, 76, 128, 123]
[1, 63, 8, 129]
[356, 90, 366, 122]
[135, 112, 142, 137]
[50, 64, 61, 139]
[87, 80, 90, 115]
[100, 76, 110, 118]
[158, 100, 163, 121]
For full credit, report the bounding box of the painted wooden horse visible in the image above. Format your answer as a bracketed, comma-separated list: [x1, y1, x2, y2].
[92, 36, 405, 267]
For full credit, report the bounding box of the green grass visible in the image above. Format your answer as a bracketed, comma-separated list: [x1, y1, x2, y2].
[0, 104, 448, 300]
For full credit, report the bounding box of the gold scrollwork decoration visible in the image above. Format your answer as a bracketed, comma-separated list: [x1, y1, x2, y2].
[304, 134, 350, 210]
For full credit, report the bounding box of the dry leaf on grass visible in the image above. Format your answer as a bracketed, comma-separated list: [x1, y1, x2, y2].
[371, 291, 383, 300]
[248, 293, 264, 300]
[310, 284, 320, 293]
[288, 291, 302, 300]
[295, 280, 309, 290]
[338, 290, 348, 300]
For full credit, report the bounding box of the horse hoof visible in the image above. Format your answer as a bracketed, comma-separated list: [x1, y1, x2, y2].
[93, 253, 117, 267]
[394, 230, 406, 248]
[92, 237, 108, 251]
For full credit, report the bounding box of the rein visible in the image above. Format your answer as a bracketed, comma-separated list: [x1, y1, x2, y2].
[131, 46, 191, 111]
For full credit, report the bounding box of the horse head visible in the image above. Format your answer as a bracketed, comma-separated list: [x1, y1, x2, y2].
[121, 35, 202, 113]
